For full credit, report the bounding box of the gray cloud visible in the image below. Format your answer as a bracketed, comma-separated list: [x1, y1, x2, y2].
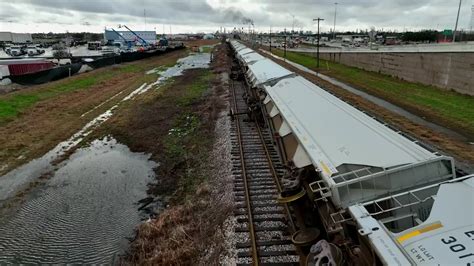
[1, 0, 473, 33]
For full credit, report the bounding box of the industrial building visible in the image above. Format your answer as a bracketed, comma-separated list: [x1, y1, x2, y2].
[0, 32, 33, 43]
[103, 30, 157, 45]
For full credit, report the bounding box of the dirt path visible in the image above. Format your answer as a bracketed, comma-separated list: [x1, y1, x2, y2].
[257, 49, 474, 171]
[0, 49, 188, 175]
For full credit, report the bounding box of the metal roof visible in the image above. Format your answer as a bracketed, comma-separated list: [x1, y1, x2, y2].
[247, 59, 294, 86]
[265, 76, 438, 177]
[230, 41, 244, 51]
[234, 45, 246, 51]
[241, 52, 266, 65]
[236, 48, 254, 57]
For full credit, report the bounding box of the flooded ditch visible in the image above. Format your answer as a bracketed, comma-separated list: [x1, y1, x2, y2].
[0, 52, 211, 263]
[0, 137, 156, 263]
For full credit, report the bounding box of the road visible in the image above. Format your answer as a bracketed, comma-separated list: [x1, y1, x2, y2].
[290, 41, 474, 53]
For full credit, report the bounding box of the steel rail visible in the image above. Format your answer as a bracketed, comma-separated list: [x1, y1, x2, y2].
[249, 93, 297, 234]
[252, 104, 297, 234]
[231, 80, 260, 266]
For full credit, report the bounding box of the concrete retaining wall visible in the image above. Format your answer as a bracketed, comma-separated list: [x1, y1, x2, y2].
[318, 52, 474, 95]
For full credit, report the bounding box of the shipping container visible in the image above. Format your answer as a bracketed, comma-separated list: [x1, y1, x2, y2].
[7, 62, 54, 76]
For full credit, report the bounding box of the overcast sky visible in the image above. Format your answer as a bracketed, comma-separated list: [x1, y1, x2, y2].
[0, 0, 473, 34]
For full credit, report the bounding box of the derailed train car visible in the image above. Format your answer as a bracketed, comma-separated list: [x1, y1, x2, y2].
[228, 39, 473, 265]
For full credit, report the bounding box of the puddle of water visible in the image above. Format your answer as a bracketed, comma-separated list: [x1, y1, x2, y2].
[0, 53, 211, 203]
[129, 53, 211, 98]
[0, 136, 156, 264]
[0, 106, 116, 202]
[260, 49, 470, 143]
[147, 52, 211, 76]
[0, 52, 212, 263]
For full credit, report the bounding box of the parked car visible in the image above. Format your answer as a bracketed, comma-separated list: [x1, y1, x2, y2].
[10, 46, 26, 56]
[26, 45, 45, 56]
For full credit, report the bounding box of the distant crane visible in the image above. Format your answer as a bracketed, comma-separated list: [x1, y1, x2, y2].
[109, 28, 132, 50]
[118, 24, 150, 48]
[453, 0, 462, 42]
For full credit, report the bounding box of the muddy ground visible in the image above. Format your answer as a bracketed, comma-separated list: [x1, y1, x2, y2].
[84, 43, 234, 265]
[257, 49, 474, 170]
[0, 49, 188, 176]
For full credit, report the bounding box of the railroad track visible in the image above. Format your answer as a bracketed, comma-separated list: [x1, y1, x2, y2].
[230, 77, 299, 266]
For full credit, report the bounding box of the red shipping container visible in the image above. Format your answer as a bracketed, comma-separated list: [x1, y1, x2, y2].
[8, 62, 54, 76]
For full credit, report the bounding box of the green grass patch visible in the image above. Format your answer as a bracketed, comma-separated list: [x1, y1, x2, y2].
[271, 49, 474, 135]
[0, 94, 40, 118]
[0, 75, 104, 123]
[163, 112, 210, 201]
[162, 69, 214, 201]
[199, 45, 214, 53]
[164, 114, 201, 159]
[119, 64, 143, 73]
[176, 69, 212, 107]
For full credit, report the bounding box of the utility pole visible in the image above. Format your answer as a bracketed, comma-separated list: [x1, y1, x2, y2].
[284, 28, 287, 59]
[453, 0, 462, 42]
[333, 3, 338, 40]
[313, 18, 324, 68]
[269, 26, 272, 52]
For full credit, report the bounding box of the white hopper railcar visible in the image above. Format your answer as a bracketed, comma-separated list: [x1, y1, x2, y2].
[228, 40, 470, 265]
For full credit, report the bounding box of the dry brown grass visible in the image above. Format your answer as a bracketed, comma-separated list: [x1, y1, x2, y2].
[123, 183, 231, 265]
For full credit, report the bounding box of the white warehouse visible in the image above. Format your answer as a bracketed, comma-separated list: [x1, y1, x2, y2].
[0, 32, 33, 43]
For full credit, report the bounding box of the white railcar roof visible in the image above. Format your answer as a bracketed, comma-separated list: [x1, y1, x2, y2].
[241, 52, 265, 65]
[265, 76, 438, 176]
[232, 43, 245, 51]
[230, 40, 240, 46]
[247, 59, 293, 86]
[236, 48, 254, 57]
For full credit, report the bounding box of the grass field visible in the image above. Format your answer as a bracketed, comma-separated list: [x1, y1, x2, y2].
[0, 49, 189, 176]
[0, 76, 106, 121]
[271, 49, 474, 137]
[0, 60, 159, 125]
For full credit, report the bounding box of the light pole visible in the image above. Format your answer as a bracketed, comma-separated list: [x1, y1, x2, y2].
[290, 13, 295, 33]
[313, 18, 324, 68]
[471, 5, 474, 33]
[453, 0, 462, 42]
[333, 2, 338, 40]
